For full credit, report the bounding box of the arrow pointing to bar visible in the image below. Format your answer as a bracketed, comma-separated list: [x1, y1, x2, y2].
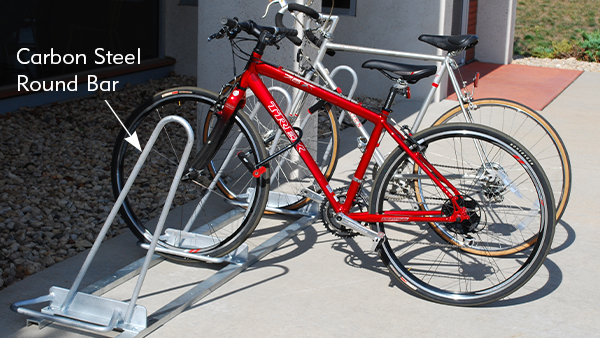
[105, 100, 142, 152]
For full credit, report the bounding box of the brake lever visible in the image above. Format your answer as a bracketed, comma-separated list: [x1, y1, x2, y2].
[271, 33, 290, 49]
[261, 0, 284, 20]
[208, 27, 228, 42]
[207, 33, 220, 42]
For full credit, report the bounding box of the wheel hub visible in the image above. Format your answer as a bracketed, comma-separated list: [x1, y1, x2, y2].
[476, 162, 508, 203]
[442, 197, 482, 235]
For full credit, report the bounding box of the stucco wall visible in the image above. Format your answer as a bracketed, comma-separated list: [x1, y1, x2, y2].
[322, 1, 455, 102]
[475, 0, 517, 64]
[164, 0, 198, 76]
[173, 1, 517, 94]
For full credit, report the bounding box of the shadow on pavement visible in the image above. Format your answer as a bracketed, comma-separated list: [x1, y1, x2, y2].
[327, 220, 575, 308]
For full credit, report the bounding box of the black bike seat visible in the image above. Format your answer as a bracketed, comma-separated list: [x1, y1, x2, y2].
[418, 34, 478, 52]
[361, 60, 437, 84]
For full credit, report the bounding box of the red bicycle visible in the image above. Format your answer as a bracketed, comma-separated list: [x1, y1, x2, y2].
[112, 18, 555, 306]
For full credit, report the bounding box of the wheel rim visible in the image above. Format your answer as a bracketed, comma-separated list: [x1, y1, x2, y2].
[374, 126, 553, 304]
[434, 99, 570, 221]
[114, 93, 265, 256]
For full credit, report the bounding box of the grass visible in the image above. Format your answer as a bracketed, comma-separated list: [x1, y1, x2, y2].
[514, 0, 600, 61]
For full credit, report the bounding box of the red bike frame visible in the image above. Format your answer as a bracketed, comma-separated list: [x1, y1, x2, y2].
[219, 51, 469, 224]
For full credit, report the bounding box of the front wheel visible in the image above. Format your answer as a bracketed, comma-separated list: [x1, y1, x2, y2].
[370, 124, 555, 306]
[213, 80, 340, 210]
[111, 87, 269, 257]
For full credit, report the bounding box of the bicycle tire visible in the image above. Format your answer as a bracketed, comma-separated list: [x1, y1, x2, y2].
[111, 87, 269, 257]
[433, 98, 571, 222]
[370, 123, 555, 306]
[212, 80, 340, 210]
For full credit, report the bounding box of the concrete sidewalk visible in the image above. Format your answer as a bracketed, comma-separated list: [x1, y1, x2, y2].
[2, 72, 599, 338]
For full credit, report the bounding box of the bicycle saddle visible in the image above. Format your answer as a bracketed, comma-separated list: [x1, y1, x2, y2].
[418, 34, 478, 52]
[361, 60, 437, 84]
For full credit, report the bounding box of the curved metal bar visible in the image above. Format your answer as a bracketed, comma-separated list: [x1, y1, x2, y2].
[124, 115, 195, 322]
[11, 294, 122, 333]
[9, 115, 195, 335]
[330, 65, 358, 99]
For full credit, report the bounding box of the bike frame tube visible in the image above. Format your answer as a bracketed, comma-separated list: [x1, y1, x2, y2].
[230, 53, 464, 222]
[323, 41, 463, 133]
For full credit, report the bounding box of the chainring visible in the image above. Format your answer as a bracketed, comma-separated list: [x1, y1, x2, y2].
[320, 187, 368, 238]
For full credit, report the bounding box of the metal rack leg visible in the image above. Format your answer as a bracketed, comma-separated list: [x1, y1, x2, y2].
[134, 215, 316, 338]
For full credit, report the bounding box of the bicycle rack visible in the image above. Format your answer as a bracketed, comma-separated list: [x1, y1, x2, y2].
[10, 114, 318, 337]
[330, 65, 358, 126]
[17, 213, 316, 338]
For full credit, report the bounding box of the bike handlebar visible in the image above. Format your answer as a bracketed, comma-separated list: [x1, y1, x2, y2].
[288, 3, 320, 20]
[274, 3, 320, 46]
[275, 13, 303, 46]
[211, 17, 298, 44]
[220, 17, 239, 29]
[274, 3, 336, 56]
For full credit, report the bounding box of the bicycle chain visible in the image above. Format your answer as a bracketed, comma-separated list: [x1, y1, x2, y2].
[430, 163, 478, 171]
[379, 162, 484, 248]
[384, 192, 450, 204]
[383, 161, 481, 202]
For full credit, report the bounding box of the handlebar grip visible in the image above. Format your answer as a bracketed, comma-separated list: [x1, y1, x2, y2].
[305, 30, 336, 56]
[278, 27, 298, 37]
[287, 3, 320, 20]
[275, 12, 302, 46]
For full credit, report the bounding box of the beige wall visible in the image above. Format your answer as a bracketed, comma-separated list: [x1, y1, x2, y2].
[323, 0, 455, 102]
[475, 0, 517, 64]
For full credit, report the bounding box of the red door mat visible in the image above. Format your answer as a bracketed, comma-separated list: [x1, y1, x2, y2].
[446, 61, 582, 111]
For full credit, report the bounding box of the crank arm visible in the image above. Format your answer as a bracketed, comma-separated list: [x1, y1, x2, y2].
[335, 213, 385, 252]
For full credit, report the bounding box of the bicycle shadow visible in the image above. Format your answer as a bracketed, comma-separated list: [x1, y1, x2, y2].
[485, 219, 576, 307]
[132, 217, 574, 312]
[177, 221, 328, 312]
[548, 219, 576, 255]
[330, 219, 575, 307]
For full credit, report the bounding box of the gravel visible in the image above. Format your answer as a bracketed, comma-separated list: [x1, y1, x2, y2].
[0, 73, 197, 290]
[512, 56, 600, 73]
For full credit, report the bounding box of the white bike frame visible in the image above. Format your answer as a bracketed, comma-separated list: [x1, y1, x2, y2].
[268, 0, 477, 166]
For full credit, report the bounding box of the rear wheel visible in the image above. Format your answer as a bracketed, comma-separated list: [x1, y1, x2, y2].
[370, 124, 555, 306]
[111, 87, 269, 257]
[433, 98, 570, 221]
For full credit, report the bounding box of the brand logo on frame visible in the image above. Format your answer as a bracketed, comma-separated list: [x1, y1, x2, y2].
[267, 101, 299, 143]
[296, 144, 307, 153]
[381, 216, 410, 222]
[284, 73, 314, 91]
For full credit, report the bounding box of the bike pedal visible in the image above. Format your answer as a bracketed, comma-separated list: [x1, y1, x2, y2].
[300, 188, 325, 203]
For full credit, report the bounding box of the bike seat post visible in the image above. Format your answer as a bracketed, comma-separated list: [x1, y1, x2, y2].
[383, 79, 408, 112]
